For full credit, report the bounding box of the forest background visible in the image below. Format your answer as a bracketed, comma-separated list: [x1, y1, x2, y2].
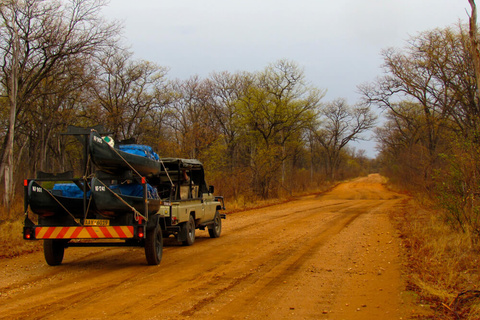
[1, 1, 480, 318]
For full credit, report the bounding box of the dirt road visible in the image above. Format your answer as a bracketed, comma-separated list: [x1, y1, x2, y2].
[1, 174, 410, 319]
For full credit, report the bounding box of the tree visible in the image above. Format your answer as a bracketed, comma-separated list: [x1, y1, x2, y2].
[314, 98, 376, 180]
[205, 71, 253, 198]
[374, 102, 434, 189]
[369, 19, 480, 237]
[469, 0, 480, 99]
[360, 26, 479, 184]
[209, 71, 253, 170]
[467, 0, 480, 144]
[237, 60, 323, 197]
[88, 48, 170, 143]
[167, 76, 219, 159]
[0, 0, 120, 211]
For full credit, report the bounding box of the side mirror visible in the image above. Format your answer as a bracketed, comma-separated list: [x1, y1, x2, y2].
[209, 185, 214, 194]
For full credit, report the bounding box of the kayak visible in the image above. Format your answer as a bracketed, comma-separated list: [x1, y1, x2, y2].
[89, 130, 161, 176]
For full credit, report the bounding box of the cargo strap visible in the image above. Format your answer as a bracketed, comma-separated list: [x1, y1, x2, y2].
[41, 187, 83, 226]
[159, 159, 174, 187]
[93, 178, 147, 222]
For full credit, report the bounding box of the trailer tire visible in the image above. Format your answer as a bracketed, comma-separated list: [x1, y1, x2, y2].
[44, 239, 65, 266]
[145, 224, 163, 265]
[208, 211, 222, 238]
[182, 215, 196, 246]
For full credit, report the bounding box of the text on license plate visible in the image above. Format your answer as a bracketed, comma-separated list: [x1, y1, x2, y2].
[84, 219, 110, 226]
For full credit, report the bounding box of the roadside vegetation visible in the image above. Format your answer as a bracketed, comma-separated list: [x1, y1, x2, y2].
[367, 1, 480, 318]
[390, 198, 480, 319]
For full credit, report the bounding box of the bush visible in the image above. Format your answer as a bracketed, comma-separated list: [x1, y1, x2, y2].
[434, 140, 480, 241]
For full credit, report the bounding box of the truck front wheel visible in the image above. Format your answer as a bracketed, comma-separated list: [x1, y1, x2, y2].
[44, 239, 65, 266]
[145, 224, 163, 265]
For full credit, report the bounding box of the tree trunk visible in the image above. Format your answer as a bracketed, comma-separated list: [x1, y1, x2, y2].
[469, 0, 480, 98]
[1, 14, 20, 214]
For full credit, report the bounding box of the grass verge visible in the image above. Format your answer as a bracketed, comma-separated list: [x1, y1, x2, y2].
[391, 197, 480, 319]
[0, 219, 42, 258]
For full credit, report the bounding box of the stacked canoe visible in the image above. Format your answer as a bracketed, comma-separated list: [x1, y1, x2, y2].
[28, 130, 162, 218]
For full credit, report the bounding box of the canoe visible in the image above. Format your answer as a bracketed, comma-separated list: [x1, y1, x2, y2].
[89, 131, 161, 176]
[28, 181, 95, 218]
[91, 177, 161, 217]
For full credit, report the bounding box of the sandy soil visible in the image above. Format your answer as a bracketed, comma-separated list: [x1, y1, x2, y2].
[0, 174, 412, 319]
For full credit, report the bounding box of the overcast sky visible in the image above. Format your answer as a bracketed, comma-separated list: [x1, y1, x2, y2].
[102, 0, 470, 157]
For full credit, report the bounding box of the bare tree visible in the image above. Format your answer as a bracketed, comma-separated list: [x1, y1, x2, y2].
[360, 26, 480, 185]
[0, 0, 120, 210]
[167, 76, 218, 159]
[88, 47, 170, 142]
[314, 98, 376, 180]
[469, 0, 480, 98]
[209, 71, 253, 169]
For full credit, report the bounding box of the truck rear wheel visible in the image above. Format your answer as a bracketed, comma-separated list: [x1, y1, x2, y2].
[208, 211, 222, 238]
[145, 224, 163, 265]
[182, 215, 195, 246]
[44, 239, 65, 266]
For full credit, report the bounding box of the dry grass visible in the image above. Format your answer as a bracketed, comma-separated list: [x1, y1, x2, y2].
[391, 197, 480, 319]
[0, 199, 42, 258]
[0, 218, 42, 258]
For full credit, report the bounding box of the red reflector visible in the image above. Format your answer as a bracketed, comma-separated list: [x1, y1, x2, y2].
[24, 179, 28, 186]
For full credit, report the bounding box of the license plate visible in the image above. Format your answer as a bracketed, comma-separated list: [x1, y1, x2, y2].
[84, 219, 110, 226]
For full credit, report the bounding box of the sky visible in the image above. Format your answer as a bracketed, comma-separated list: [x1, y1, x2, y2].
[102, 0, 470, 157]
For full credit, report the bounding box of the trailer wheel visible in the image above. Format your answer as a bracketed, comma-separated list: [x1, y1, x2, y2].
[208, 211, 222, 238]
[145, 224, 163, 265]
[44, 239, 65, 266]
[182, 215, 196, 246]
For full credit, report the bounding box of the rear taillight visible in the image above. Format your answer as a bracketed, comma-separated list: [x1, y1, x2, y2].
[137, 226, 144, 238]
[24, 227, 35, 240]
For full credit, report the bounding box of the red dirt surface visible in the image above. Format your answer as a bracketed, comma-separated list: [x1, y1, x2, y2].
[0, 174, 413, 319]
